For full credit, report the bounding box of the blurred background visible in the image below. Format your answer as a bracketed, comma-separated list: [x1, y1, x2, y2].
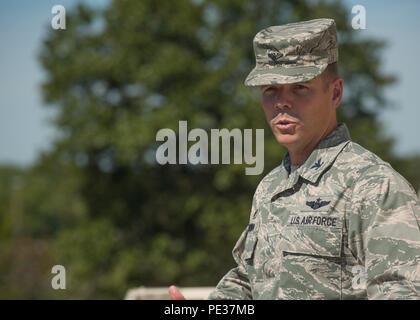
[0, 0, 419, 299]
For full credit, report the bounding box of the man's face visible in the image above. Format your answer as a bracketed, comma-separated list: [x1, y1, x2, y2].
[260, 75, 341, 153]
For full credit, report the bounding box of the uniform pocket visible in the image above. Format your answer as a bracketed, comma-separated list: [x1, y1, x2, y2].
[269, 225, 343, 258]
[263, 225, 343, 299]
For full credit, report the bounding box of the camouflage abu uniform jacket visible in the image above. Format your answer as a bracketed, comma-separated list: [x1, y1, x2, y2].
[208, 123, 420, 300]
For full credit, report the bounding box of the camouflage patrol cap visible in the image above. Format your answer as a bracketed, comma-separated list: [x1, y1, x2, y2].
[245, 18, 338, 86]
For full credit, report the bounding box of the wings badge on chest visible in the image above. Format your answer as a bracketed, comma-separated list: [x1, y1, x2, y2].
[306, 198, 331, 210]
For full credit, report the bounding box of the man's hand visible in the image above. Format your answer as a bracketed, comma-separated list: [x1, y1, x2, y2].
[168, 285, 186, 300]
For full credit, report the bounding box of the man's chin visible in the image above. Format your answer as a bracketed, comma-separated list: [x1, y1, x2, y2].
[274, 133, 299, 147]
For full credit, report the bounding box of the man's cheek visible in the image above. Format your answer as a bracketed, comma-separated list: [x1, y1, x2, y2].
[265, 109, 276, 124]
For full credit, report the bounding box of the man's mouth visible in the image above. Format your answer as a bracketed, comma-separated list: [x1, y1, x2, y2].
[274, 119, 297, 130]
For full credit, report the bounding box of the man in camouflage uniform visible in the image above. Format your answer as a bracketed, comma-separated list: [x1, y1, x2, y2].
[170, 18, 420, 300]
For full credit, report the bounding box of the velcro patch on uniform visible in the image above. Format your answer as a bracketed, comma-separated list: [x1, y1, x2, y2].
[287, 215, 342, 228]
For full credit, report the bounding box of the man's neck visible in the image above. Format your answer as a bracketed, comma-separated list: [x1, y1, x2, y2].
[288, 123, 338, 166]
[289, 148, 314, 166]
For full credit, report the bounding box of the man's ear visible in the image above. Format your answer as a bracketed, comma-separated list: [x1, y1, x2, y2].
[331, 78, 343, 108]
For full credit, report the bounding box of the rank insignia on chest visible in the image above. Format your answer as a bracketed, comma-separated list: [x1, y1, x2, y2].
[310, 158, 323, 169]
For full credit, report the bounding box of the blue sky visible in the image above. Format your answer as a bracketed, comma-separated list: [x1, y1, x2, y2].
[0, 0, 419, 167]
[343, 0, 420, 157]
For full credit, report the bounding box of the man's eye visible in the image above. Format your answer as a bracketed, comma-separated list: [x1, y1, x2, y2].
[295, 85, 307, 90]
[263, 87, 275, 94]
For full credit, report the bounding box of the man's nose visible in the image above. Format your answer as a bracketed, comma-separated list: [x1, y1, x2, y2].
[274, 93, 292, 110]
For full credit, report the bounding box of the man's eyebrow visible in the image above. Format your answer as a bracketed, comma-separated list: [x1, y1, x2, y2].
[261, 80, 312, 90]
[261, 85, 275, 90]
[295, 80, 312, 84]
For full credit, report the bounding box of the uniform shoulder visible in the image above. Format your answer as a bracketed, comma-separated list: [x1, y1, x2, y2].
[252, 163, 284, 205]
[341, 142, 417, 198]
[261, 162, 284, 183]
[340, 141, 390, 168]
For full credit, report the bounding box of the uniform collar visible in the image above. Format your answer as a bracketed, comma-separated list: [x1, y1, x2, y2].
[270, 123, 351, 201]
